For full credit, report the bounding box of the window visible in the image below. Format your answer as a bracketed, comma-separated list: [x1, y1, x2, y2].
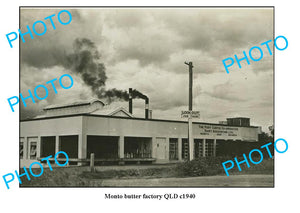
[30, 142, 37, 159]
[182, 139, 189, 159]
[194, 139, 203, 158]
[169, 138, 178, 160]
[20, 141, 24, 159]
[205, 139, 214, 157]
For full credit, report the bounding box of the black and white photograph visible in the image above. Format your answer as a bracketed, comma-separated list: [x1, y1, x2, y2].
[19, 7, 274, 187]
[3, 0, 300, 212]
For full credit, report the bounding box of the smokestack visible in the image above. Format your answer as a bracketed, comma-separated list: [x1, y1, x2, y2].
[128, 88, 149, 119]
[129, 88, 132, 114]
[145, 97, 149, 119]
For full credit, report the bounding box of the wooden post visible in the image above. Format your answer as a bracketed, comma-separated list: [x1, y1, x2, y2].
[185, 61, 194, 161]
[184, 62, 193, 111]
[188, 117, 194, 160]
[90, 153, 95, 172]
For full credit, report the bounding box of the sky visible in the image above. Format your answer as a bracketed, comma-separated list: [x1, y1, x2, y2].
[20, 7, 274, 131]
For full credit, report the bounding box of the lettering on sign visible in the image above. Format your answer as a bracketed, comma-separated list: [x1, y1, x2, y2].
[181, 111, 200, 118]
[198, 124, 238, 137]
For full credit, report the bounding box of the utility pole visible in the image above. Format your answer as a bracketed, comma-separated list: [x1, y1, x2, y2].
[184, 61, 194, 161]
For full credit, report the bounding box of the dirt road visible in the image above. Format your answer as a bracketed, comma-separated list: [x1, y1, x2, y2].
[99, 174, 273, 187]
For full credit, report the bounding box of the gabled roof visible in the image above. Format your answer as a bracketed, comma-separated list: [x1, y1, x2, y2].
[90, 106, 133, 118]
[34, 99, 133, 119]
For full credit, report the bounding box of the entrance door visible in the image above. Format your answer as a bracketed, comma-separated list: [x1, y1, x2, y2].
[156, 137, 166, 160]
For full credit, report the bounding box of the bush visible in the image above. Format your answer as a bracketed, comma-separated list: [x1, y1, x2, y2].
[176, 157, 228, 177]
[175, 156, 274, 177]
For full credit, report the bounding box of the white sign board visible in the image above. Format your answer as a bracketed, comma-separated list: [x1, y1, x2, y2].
[181, 111, 200, 118]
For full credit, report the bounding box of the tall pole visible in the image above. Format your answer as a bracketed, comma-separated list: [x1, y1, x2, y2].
[188, 62, 193, 111]
[184, 61, 194, 161]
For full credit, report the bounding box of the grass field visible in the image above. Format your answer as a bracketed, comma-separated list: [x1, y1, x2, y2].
[20, 158, 274, 187]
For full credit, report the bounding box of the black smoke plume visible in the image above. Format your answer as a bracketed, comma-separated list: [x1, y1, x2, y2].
[64, 38, 107, 94]
[131, 89, 148, 100]
[102, 88, 129, 102]
[103, 88, 148, 103]
[64, 38, 148, 103]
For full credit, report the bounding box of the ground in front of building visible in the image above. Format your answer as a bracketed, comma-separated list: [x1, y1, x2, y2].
[98, 174, 273, 187]
[20, 160, 274, 187]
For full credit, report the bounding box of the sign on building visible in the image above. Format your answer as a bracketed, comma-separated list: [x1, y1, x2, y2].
[181, 111, 200, 118]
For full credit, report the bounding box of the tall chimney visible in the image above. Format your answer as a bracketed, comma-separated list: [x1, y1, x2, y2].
[145, 97, 149, 119]
[129, 88, 132, 114]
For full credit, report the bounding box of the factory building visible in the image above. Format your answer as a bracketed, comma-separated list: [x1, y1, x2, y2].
[20, 99, 261, 168]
